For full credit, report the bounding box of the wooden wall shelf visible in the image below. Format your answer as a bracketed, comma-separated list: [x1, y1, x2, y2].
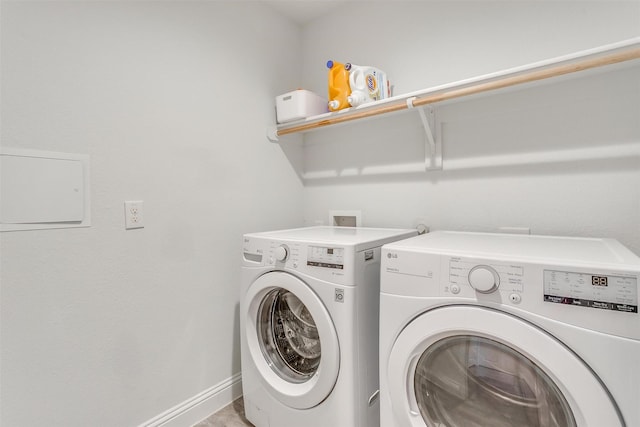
[268, 38, 640, 142]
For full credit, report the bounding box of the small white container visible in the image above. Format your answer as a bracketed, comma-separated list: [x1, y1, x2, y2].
[275, 90, 328, 124]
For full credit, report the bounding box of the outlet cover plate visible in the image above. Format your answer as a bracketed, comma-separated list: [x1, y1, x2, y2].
[124, 200, 144, 229]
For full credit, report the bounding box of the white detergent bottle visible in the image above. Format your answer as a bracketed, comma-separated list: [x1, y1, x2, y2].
[346, 63, 390, 107]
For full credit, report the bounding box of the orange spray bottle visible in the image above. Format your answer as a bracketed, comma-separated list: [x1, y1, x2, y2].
[326, 60, 351, 112]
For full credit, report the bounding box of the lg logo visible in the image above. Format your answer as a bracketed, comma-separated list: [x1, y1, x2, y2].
[387, 253, 398, 259]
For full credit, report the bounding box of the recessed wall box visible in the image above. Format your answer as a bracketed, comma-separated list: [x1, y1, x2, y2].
[329, 210, 362, 227]
[1, 148, 90, 231]
[276, 89, 328, 124]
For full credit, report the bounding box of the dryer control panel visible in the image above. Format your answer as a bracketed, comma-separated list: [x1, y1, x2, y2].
[381, 230, 640, 339]
[543, 270, 638, 313]
[450, 258, 524, 294]
[444, 257, 526, 306]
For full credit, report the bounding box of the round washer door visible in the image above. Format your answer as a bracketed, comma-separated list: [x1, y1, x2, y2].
[387, 306, 622, 427]
[245, 271, 340, 409]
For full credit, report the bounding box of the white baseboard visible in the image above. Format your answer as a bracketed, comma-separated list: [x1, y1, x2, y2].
[139, 373, 243, 427]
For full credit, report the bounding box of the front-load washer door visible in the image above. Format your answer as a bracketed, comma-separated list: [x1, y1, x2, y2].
[244, 271, 340, 409]
[387, 306, 622, 427]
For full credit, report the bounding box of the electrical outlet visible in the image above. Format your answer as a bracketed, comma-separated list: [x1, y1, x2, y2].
[124, 201, 144, 229]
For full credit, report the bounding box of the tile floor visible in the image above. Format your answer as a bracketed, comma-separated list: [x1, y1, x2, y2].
[193, 397, 254, 427]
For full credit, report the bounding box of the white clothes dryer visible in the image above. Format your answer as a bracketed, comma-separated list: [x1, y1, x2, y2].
[379, 231, 640, 427]
[241, 226, 417, 427]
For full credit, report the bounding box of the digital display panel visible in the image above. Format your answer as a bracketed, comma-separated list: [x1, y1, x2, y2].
[544, 270, 637, 313]
[307, 246, 344, 269]
[592, 276, 608, 287]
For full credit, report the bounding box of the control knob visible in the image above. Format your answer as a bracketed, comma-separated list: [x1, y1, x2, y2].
[468, 265, 500, 294]
[274, 245, 289, 262]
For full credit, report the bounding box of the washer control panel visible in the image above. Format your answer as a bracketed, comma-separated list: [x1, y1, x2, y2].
[243, 236, 352, 284]
[307, 246, 345, 269]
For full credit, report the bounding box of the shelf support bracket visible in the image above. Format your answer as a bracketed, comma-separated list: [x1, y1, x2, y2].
[407, 97, 442, 170]
[267, 126, 279, 142]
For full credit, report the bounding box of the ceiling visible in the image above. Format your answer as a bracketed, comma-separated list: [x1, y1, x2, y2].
[261, 0, 345, 25]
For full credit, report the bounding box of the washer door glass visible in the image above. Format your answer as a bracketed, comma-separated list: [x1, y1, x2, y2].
[414, 335, 576, 427]
[258, 288, 321, 382]
[244, 272, 339, 409]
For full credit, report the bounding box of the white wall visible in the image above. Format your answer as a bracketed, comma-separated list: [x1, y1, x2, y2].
[0, 2, 303, 426]
[298, 1, 640, 254]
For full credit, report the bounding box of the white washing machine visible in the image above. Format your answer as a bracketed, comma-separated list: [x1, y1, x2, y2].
[241, 226, 417, 427]
[379, 231, 640, 427]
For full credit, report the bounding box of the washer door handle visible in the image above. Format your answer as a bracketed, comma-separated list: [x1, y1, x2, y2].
[368, 389, 380, 407]
[406, 354, 421, 416]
